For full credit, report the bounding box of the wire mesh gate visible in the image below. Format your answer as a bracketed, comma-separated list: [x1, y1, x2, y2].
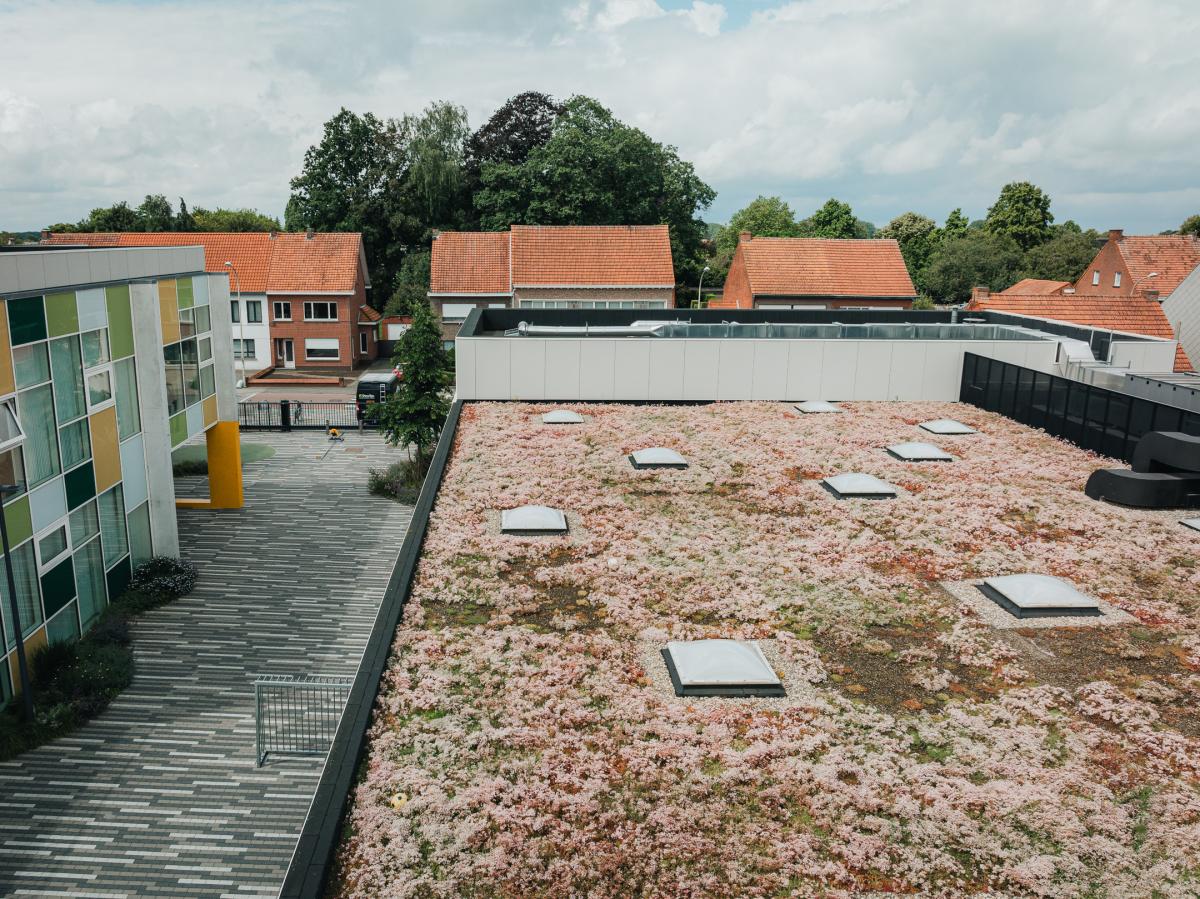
[254, 675, 354, 767]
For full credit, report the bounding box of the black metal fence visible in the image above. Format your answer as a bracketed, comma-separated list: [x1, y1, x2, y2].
[959, 352, 1200, 463]
[238, 400, 375, 431]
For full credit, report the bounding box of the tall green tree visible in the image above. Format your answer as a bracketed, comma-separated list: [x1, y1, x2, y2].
[1180, 214, 1200, 238]
[802, 198, 858, 239]
[286, 108, 409, 294]
[85, 201, 140, 232]
[922, 231, 1024, 304]
[877, 212, 938, 281]
[942, 208, 970, 241]
[1018, 228, 1101, 283]
[136, 194, 175, 232]
[175, 198, 196, 231]
[474, 95, 715, 284]
[715, 196, 800, 255]
[401, 102, 470, 229]
[192, 207, 281, 231]
[464, 91, 561, 202]
[373, 299, 451, 467]
[985, 181, 1054, 250]
[384, 251, 432, 317]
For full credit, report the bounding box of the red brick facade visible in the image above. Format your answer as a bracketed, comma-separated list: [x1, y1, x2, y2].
[268, 279, 377, 370]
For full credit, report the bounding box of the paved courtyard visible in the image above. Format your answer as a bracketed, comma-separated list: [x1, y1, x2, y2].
[0, 431, 413, 898]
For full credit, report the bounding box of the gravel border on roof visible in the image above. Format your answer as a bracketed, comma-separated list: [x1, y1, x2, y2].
[941, 579, 1136, 629]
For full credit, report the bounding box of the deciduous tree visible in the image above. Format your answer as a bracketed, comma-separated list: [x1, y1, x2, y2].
[715, 196, 799, 256]
[1180, 214, 1200, 238]
[877, 212, 938, 280]
[191, 207, 281, 231]
[373, 298, 451, 468]
[985, 181, 1054, 250]
[802, 198, 858, 239]
[1019, 228, 1101, 283]
[922, 230, 1023, 304]
[465, 91, 561, 200]
[135, 194, 175, 232]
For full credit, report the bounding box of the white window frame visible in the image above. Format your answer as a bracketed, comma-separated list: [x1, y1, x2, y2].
[233, 338, 256, 360]
[0, 399, 26, 454]
[35, 522, 71, 574]
[1113, 272, 1122, 288]
[273, 301, 292, 322]
[303, 301, 338, 322]
[85, 362, 115, 413]
[246, 300, 263, 323]
[359, 332, 368, 355]
[1092, 271, 1100, 285]
[304, 338, 340, 361]
[230, 299, 240, 323]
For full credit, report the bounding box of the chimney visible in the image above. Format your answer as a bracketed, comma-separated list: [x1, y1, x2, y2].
[305, 228, 314, 240]
[40, 229, 49, 242]
[269, 230, 277, 240]
[970, 285, 990, 305]
[431, 230, 441, 240]
[1144, 289, 1161, 302]
[1108, 228, 1124, 241]
[739, 231, 752, 243]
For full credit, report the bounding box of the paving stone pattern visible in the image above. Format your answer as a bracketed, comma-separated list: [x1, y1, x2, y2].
[0, 432, 413, 898]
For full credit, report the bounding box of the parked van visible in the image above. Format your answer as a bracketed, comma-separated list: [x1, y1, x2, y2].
[355, 369, 401, 419]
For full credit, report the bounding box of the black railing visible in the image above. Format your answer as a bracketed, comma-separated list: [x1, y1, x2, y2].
[238, 400, 375, 432]
[960, 352, 1200, 463]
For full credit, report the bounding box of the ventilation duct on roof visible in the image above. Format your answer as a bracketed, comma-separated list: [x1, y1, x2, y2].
[821, 473, 897, 499]
[629, 447, 688, 469]
[919, 419, 977, 435]
[978, 574, 1101, 618]
[500, 505, 568, 535]
[886, 441, 955, 462]
[661, 640, 785, 697]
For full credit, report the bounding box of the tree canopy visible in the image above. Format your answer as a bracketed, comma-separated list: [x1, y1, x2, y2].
[877, 212, 938, 277]
[922, 230, 1024, 304]
[715, 196, 800, 255]
[985, 181, 1054, 250]
[804, 198, 859, 239]
[1018, 227, 1102, 283]
[373, 298, 452, 465]
[1180, 214, 1200, 238]
[465, 91, 561, 196]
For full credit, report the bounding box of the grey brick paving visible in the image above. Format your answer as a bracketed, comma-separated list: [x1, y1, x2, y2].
[0, 432, 413, 898]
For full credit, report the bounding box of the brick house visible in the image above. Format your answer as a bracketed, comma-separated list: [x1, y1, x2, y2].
[43, 231, 377, 373]
[429, 225, 676, 342]
[1073, 229, 1200, 299]
[710, 233, 916, 310]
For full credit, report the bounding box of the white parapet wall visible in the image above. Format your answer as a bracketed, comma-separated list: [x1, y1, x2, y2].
[455, 336, 1064, 402]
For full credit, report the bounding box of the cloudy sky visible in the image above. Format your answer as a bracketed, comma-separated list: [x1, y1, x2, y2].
[2, 0, 1197, 233]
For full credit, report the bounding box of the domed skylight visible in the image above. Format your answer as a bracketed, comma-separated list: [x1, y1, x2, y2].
[661, 639, 785, 697]
[978, 574, 1100, 619]
[821, 473, 897, 499]
[886, 441, 955, 462]
[1182, 518, 1200, 533]
[795, 401, 842, 414]
[629, 447, 688, 469]
[919, 419, 977, 435]
[542, 410, 584, 424]
[500, 505, 568, 535]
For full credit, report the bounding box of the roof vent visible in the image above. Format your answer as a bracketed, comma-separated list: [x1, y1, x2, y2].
[305, 228, 314, 240]
[821, 473, 897, 499]
[629, 447, 688, 469]
[919, 419, 977, 435]
[795, 400, 842, 414]
[500, 505, 568, 535]
[1181, 518, 1200, 532]
[886, 441, 955, 462]
[542, 410, 584, 424]
[978, 574, 1101, 618]
[661, 640, 785, 697]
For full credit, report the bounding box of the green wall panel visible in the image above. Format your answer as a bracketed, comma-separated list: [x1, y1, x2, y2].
[45, 292, 79, 338]
[2, 495, 32, 546]
[105, 556, 131, 600]
[176, 278, 194, 309]
[105, 286, 135, 360]
[64, 461, 96, 511]
[41, 556, 77, 617]
[8, 296, 47, 346]
[47, 600, 80, 645]
[169, 412, 187, 447]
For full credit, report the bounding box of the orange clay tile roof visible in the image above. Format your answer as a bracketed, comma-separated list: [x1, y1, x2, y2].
[358, 304, 382, 322]
[509, 225, 674, 286]
[739, 237, 916, 298]
[430, 232, 511, 294]
[42, 231, 366, 294]
[429, 225, 675, 293]
[1115, 235, 1200, 297]
[968, 291, 1193, 373]
[1001, 278, 1071, 295]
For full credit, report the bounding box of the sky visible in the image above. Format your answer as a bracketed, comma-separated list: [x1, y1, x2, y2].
[1, 0, 1198, 233]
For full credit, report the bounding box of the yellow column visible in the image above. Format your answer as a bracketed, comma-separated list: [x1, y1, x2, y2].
[205, 421, 244, 509]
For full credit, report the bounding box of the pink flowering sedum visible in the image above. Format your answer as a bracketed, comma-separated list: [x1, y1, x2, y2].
[333, 402, 1200, 897]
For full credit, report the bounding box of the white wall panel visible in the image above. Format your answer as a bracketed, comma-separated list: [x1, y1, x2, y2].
[647, 340, 685, 401]
[579, 340, 616, 399]
[852, 341, 893, 400]
[473, 340, 511, 400]
[820, 341, 858, 400]
[613, 341, 651, 400]
[681, 342, 720, 400]
[887, 342, 927, 400]
[751, 341, 789, 400]
[921, 343, 963, 400]
[545, 341, 582, 400]
[454, 339, 476, 397]
[785, 342, 823, 399]
[509, 340, 547, 399]
[716, 342, 755, 400]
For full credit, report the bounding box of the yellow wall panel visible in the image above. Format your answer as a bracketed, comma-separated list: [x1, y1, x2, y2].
[158, 280, 180, 345]
[89, 406, 121, 492]
[0, 303, 15, 396]
[202, 395, 217, 427]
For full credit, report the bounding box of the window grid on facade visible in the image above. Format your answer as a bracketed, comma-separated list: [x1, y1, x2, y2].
[303, 301, 337, 321]
[273, 301, 291, 321]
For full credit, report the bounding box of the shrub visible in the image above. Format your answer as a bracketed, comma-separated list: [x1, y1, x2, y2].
[172, 458, 208, 477]
[367, 457, 426, 504]
[130, 556, 198, 599]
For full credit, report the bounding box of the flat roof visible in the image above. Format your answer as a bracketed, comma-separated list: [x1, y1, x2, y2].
[334, 400, 1198, 895]
[0, 245, 208, 297]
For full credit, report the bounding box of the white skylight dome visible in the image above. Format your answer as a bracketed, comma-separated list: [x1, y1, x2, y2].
[629, 447, 689, 469]
[661, 640, 785, 697]
[979, 574, 1101, 619]
[1182, 518, 1200, 533]
[795, 401, 842, 414]
[821, 473, 897, 499]
[541, 410, 584, 424]
[500, 504, 568, 535]
[886, 441, 955, 462]
[919, 419, 977, 435]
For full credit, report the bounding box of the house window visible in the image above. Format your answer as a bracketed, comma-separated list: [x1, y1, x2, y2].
[304, 338, 340, 361]
[246, 300, 262, 323]
[304, 301, 337, 321]
[230, 300, 240, 323]
[37, 525, 70, 572]
[273, 301, 292, 321]
[1114, 272, 1122, 288]
[0, 400, 25, 454]
[1092, 271, 1100, 285]
[359, 332, 368, 355]
[87, 369, 114, 409]
[233, 339, 257, 359]
[442, 303, 477, 321]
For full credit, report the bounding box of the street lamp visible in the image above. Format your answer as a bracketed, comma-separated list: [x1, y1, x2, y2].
[1130, 271, 1159, 297]
[224, 261, 247, 389]
[696, 265, 710, 309]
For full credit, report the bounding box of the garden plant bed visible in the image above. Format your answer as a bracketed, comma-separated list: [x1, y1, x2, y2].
[334, 401, 1200, 898]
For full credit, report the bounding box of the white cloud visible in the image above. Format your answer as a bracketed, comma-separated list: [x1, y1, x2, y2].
[0, 0, 1198, 234]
